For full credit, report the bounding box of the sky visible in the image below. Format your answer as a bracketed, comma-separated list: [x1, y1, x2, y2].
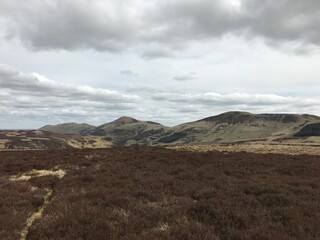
[1, 0, 320, 129]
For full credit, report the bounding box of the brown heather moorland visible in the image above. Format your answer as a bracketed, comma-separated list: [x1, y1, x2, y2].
[0, 147, 320, 240]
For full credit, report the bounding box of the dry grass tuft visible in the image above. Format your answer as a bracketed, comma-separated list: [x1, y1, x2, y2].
[10, 169, 66, 181]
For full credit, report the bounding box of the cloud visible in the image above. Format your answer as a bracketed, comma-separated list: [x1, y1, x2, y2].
[0, 65, 139, 103]
[0, 64, 140, 125]
[120, 70, 139, 77]
[177, 105, 199, 113]
[0, 0, 140, 52]
[173, 73, 197, 81]
[149, 0, 320, 50]
[142, 48, 174, 60]
[151, 92, 320, 113]
[1, 0, 320, 53]
[126, 86, 164, 94]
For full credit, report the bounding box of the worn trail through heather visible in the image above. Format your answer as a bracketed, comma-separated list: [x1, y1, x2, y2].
[10, 169, 66, 240]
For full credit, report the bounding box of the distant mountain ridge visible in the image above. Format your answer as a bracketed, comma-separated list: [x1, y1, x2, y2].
[200, 111, 303, 124]
[40, 123, 95, 135]
[39, 112, 320, 146]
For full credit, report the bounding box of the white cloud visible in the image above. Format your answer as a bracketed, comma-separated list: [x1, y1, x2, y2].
[0, 64, 140, 127]
[120, 70, 139, 77]
[151, 92, 320, 114]
[0, 64, 139, 102]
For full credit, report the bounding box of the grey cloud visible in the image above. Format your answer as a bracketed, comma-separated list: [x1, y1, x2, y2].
[173, 73, 197, 81]
[2, 0, 320, 52]
[150, 0, 320, 48]
[243, 0, 320, 44]
[0, 0, 139, 52]
[146, 0, 246, 42]
[142, 49, 174, 60]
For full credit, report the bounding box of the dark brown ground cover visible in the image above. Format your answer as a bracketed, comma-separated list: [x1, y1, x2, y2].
[0, 147, 319, 240]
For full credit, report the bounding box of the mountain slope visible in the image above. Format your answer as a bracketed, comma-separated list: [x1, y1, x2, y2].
[155, 112, 320, 145]
[295, 123, 320, 137]
[40, 123, 95, 135]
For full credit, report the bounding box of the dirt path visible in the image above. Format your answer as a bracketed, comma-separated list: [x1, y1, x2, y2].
[19, 188, 53, 240]
[9, 169, 66, 240]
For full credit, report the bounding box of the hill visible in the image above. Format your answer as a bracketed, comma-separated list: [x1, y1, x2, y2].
[40, 123, 95, 135]
[87, 116, 168, 146]
[155, 111, 320, 145]
[0, 130, 75, 150]
[0, 130, 112, 150]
